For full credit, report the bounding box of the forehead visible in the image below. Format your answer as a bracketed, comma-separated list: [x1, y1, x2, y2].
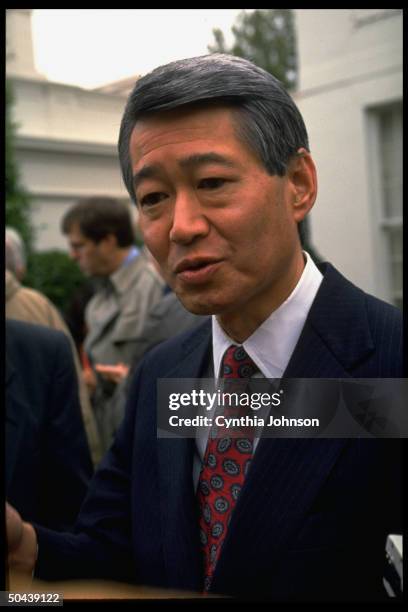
[129, 105, 246, 162]
[66, 223, 89, 244]
[67, 223, 82, 236]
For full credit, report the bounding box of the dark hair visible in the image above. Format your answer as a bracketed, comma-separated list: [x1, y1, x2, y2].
[118, 53, 309, 204]
[61, 196, 135, 247]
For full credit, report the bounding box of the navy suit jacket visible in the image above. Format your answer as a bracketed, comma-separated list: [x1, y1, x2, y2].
[35, 264, 403, 601]
[6, 320, 93, 531]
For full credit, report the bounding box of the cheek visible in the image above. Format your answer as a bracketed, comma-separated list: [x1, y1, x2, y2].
[235, 206, 292, 267]
[229, 205, 274, 251]
[141, 222, 169, 263]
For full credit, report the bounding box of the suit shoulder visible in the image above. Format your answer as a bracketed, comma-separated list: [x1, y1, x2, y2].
[129, 254, 163, 285]
[6, 319, 70, 359]
[364, 292, 403, 365]
[363, 291, 402, 329]
[320, 263, 402, 335]
[7, 318, 66, 340]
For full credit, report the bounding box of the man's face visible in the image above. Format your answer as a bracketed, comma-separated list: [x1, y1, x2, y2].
[66, 224, 114, 277]
[130, 106, 312, 339]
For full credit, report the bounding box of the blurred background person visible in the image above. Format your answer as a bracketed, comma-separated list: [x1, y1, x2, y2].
[6, 319, 93, 530]
[97, 278, 207, 438]
[5, 225, 102, 466]
[61, 196, 164, 451]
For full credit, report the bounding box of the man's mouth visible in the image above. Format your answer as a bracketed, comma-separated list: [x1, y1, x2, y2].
[174, 257, 223, 284]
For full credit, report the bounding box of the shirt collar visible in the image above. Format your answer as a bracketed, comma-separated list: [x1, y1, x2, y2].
[212, 252, 323, 378]
[122, 245, 140, 266]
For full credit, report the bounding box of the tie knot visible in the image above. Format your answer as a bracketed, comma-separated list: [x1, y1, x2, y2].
[221, 345, 258, 378]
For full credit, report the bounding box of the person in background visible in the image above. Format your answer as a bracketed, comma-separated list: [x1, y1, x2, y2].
[61, 197, 164, 451]
[6, 319, 93, 530]
[98, 287, 206, 437]
[5, 226, 102, 467]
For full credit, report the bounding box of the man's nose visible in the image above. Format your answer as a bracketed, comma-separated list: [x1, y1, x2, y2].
[169, 191, 210, 245]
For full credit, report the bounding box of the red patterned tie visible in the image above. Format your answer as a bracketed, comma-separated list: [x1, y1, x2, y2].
[197, 345, 259, 591]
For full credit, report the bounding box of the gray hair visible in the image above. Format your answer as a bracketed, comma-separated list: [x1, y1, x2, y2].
[118, 53, 309, 204]
[5, 226, 26, 276]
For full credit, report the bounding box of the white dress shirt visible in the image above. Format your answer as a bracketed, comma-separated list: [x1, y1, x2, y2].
[193, 252, 323, 489]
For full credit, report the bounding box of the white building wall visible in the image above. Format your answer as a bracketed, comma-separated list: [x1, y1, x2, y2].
[12, 78, 125, 145]
[294, 9, 402, 303]
[6, 9, 133, 252]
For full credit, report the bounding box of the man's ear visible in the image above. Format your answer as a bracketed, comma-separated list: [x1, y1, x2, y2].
[287, 148, 317, 223]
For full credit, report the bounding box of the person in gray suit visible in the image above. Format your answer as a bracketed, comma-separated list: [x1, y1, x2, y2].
[61, 196, 164, 450]
[103, 289, 205, 435]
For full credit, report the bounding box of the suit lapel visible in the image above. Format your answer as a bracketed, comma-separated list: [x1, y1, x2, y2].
[211, 264, 375, 591]
[157, 265, 376, 590]
[156, 320, 211, 590]
[211, 319, 351, 589]
[211, 437, 348, 593]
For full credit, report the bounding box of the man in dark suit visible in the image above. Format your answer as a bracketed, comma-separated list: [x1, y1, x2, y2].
[6, 319, 93, 530]
[7, 54, 402, 601]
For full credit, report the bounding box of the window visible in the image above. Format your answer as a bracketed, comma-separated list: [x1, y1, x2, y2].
[378, 104, 402, 309]
[366, 102, 402, 309]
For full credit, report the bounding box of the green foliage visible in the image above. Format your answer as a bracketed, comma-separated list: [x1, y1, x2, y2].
[25, 250, 87, 313]
[5, 80, 35, 254]
[208, 9, 298, 90]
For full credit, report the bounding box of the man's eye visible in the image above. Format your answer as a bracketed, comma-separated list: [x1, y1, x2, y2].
[198, 178, 226, 189]
[140, 192, 167, 207]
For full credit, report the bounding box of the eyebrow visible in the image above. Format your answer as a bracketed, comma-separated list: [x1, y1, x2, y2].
[132, 152, 237, 190]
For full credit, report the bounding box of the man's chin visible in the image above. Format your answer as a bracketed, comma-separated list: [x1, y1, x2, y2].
[176, 292, 225, 316]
